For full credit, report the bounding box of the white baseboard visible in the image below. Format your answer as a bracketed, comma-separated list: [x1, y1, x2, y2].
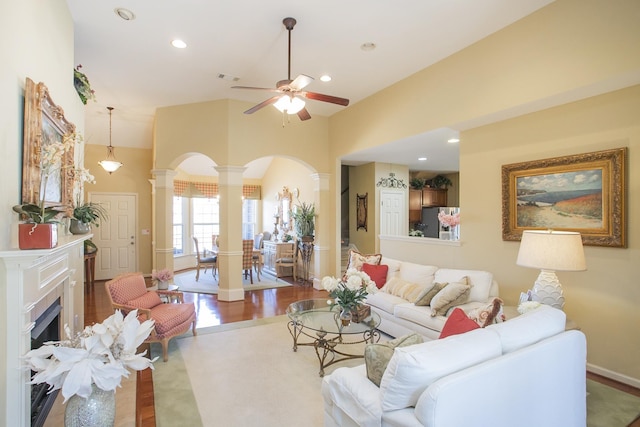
[587, 363, 640, 389]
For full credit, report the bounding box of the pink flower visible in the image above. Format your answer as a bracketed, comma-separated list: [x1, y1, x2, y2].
[438, 212, 460, 227]
[151, 268, 173, 282]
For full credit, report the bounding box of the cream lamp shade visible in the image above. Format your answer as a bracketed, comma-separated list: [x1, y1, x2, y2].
[516, 230, 586, 309]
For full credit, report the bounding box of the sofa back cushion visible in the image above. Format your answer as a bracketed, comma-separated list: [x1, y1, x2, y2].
[434, 269, 493, 302]
[399, 262, 438, 287]
[486, 304, 566, 353]
[380, 257, 402, 282]
[379, 328, 502, 411]
[382, 277, 427, 303]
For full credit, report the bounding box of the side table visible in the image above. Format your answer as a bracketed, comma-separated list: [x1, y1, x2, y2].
[84, 252, 96, 291]
[503, 305, 579, 331]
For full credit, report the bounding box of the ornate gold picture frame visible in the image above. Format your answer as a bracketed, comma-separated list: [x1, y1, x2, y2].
[22, 78, 75, 207]
[501, 148, 626, 247]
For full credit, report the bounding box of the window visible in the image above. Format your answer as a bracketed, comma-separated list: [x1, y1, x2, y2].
[173, 196, 184, 255]
[242, 199, 257, 240]
[192, 198, 220, 249]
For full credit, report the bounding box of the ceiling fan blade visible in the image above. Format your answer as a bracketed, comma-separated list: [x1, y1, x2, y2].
[297, 108, 311, 121]
[289, 74, 314, 91]
[244, 96, 281, 114]
[232, 85, 282, 93]
[301, 91, 350, 106]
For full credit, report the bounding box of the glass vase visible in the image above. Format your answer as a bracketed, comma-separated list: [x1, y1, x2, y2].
[339, 307, 352, 327]
[64, 383, 115, 427]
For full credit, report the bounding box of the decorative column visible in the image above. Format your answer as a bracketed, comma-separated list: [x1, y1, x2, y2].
[214, 165, 246, 302]
[151, 169, 177, 272]
[311, 173, 331, 290]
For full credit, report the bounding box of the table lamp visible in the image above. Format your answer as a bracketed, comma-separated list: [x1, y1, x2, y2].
[516, 230, 586, 309]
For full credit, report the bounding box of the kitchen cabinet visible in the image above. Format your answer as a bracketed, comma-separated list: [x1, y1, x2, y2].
[409, 189, 422, 222]
[421, 188, 447, 207]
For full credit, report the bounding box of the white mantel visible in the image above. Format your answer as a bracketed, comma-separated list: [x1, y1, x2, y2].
[0, 235, 88, 427]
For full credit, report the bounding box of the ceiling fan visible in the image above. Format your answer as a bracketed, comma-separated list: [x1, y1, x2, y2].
[232, 17, 349, 121]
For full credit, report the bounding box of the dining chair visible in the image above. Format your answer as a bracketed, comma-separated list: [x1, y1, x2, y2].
[242, 239, 255, 284]
[193, 236, 217, 281]
[253, 234, 264, 277]
[275, 241, 297, 281]
[105, 272, 197, 362]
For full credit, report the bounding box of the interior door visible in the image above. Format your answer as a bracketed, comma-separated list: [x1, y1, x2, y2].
[379, 190, 407, 236]
[89, 193, 137, 280]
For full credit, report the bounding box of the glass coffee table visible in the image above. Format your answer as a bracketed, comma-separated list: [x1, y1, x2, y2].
[286, 299, 381, 377]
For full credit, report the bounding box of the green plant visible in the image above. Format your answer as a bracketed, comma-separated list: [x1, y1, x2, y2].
[84, 239, 97, 254]
[12, 204, 62, 224]
[73, 202, 108, 226]
[291, 202, 315, 237]
[410, 177, 426, 190]
[426, 175, 453, 189]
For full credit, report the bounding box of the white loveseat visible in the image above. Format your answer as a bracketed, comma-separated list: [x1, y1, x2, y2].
[321, 305, 587, 427]
[365, 257, 500, 340]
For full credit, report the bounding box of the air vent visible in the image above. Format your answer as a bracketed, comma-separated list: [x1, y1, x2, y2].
[217, 73, 240, 82]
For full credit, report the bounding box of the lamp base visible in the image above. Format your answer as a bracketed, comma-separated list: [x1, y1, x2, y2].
[530, 270, 565, 309]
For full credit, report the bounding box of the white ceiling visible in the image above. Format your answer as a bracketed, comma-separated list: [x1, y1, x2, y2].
[67, 0, 554, 176]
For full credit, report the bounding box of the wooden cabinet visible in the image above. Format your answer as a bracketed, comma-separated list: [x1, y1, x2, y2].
[262, 241, 294, 276]
[409, 190, 422, 222]
[421, 188, 447, 207]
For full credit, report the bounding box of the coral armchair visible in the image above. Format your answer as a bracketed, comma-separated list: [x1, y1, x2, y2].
[105, 272, 197, 362]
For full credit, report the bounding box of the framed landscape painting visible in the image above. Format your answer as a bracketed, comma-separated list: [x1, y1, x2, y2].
[502, 148, 626, 247]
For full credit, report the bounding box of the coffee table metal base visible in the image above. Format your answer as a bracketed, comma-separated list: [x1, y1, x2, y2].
[287, 320, 380, 377]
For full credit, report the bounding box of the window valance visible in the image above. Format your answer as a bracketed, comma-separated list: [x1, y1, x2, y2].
[174, 180, 261, 200]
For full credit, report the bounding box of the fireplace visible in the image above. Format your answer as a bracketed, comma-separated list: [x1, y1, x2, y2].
[30, 297, 62, 427]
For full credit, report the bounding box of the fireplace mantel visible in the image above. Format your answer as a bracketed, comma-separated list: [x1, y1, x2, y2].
[0, 234, 88, 426]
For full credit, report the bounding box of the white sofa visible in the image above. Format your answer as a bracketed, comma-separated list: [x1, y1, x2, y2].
[365, 257, 500, 340]
[322, 305, 587, 427]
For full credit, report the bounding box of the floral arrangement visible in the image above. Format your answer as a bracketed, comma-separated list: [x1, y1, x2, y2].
[74, 64, 96, 105]
[13, 134, 76, 224]
[152, 268, 174, 283]
[438, 211, 460, 228]
[409, 229, 424, 237]
[322, 268, 377, 311]
[23, 310, 155, 401]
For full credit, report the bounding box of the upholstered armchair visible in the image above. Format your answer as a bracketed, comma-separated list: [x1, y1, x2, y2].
[105, 272, 197, 362]
[275, 242, 297, 281]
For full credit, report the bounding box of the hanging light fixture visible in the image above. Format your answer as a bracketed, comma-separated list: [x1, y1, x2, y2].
[273, 95, 305, 114]
[98, 106, 123, 174]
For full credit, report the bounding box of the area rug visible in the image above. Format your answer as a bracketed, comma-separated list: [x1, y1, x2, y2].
[173, 269, 292, 294]
[151, 318, 640, 427]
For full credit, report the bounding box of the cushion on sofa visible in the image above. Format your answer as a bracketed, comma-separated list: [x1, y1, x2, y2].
[362, 263, 389, 289]
[398, 262, 438, 287]
[439, 308, 480, 338]
[380, 257, 402, 283]
[346, 249, 382, 271]
[434, 269, 493, 303]
[379, 328, 502, 411]
[414, 282, 447, 306]
[486, 304, 566, 353]
[365, 333, 424, 386]
[382, 277, 428, 303]
[430, 277, 471, 316]
[468, 297, 505, 327]
[365, 292, 410, 315]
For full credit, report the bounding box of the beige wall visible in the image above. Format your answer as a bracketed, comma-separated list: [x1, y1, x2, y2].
[84, 144, 154, 274]
[348, 163, 376, 254]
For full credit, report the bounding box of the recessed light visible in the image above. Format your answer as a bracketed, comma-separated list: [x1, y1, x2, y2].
[320, 75, 332, 82]
[360, 42, 376, 51]
[114, 8, 135, 21]
[418, 157, 427, 161]
[171, 39, 187, 49]
[447, 138, 460, 143]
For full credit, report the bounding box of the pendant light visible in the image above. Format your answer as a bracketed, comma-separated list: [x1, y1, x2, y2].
[98, 106, 123, 174]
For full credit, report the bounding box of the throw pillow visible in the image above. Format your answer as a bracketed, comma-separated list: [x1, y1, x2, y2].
[382, 277, 426, 303]
[362, 263, 389, 289]
[365, 333, 424, 386]
[414, 281, 447, 306]
[468, 297, 505, 327]
[128, 291, 162, 309]
[430, 277, 471, 317]
[345, 249, 382, 271]
[439, 308, 480, 338]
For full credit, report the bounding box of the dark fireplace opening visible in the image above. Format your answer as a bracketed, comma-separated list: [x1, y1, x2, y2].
[30, 297, 62, 427]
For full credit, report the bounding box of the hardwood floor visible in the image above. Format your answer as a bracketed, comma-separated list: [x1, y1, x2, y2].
[87, 277, 640, 427]
[86, 275, 325, 427]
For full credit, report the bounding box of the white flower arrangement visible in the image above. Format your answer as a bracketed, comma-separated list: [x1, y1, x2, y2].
[322, 268, 377, 310]
[409, 229, 424, 237]
[23, 310, 156, 402]
[517, 300, 542, 315]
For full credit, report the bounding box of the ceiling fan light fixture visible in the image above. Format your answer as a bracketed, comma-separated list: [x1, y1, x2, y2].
[274, 95, 305, 114]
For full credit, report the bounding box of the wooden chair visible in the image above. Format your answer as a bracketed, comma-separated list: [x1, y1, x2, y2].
[275, 242, 297, 281]
[242, 239, 255, 283]
[252, 233, 264, 277]
[104, 272, 197, 362]
[193, 236, 217, 281]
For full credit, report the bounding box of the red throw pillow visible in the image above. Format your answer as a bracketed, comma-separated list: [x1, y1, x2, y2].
[362, 263, 389, 289]
[439, 308, 480, 339]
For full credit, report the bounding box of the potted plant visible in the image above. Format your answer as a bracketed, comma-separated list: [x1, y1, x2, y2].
[426, 175, 453, 189]
[410, 177, 426, 190]
[71, 202, 108, 234]
[291, 202, 315, 241]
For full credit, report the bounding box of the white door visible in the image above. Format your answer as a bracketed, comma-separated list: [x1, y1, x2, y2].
[379, 190, 407, 236]
[89, 193, 137, 280]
